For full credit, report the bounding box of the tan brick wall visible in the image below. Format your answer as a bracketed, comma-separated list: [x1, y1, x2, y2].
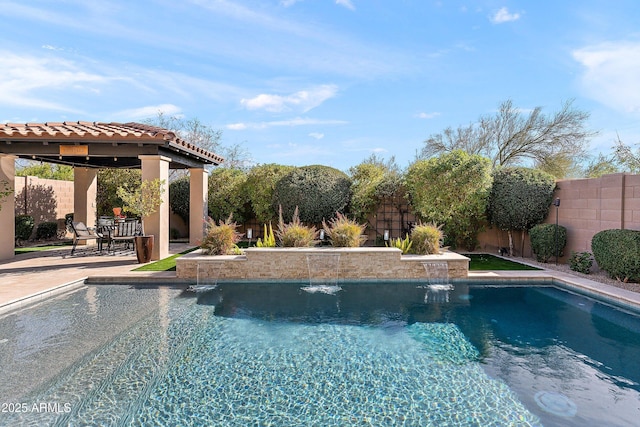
[14, 176, 75, 236]
[176, 247, 469, 281]
[477, 173, 640, 263]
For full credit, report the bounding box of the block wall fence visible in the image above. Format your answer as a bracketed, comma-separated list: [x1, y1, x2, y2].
[477, 173, 640, 262]
[13, 173, 640, 264]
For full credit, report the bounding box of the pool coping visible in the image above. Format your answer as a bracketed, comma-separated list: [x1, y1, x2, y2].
[0, 278, 88, 316]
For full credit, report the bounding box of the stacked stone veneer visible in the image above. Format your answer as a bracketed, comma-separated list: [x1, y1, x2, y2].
[176, 247, 469, 281]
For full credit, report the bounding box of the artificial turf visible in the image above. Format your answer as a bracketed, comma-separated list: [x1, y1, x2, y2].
[14, 242, 72, 255]
[465, 253, 541, 271]
[132, 247, 197, 271]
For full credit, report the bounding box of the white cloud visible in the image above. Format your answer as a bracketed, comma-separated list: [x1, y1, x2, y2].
[280, 0, 300, 6]
[0, 51, 105, 112]
[226, 117, 347, 130]
[227, 122, 247, 130]
[490, 7, 520, 24]
[113, 104, 182, 121]
[336, 0, 355, 11]
[241, 85, 338, 113]
[416, 112, 441, 119]
[573, 41, 640, 114]
[309, 132, 324, 139]
[41, 44, 64, 51]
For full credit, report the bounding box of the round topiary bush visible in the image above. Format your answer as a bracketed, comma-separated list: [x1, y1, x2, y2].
[529, 223, 567, 263]
[592, 229, 640, 282]
[272, 165, 351, 224]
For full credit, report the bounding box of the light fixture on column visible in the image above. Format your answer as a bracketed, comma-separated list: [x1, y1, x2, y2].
[383, 230, 390, 241]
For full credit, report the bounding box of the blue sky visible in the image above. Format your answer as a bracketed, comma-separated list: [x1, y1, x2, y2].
[1, 0, 639, 171]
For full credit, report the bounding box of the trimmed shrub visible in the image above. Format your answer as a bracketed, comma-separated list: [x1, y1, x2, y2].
[592, 229, 640, 282]
[272, 165, 351, 224]
[207, 168, 249, 223]
[405, 150, 492, 251]
[36, 221, 58, 240]
[15, 215, 35, 242]
[487, 167, 556, 256]
[244, 164, 296, 223]
[322, 212, 367, 247]
[276, 206, 318, 247]
[529, 223, 567, 263]
[201, 215, 242, 255]
[169, 177, 190, 223]
[411, 223, 443, 255]
[569, 251, 593, 274]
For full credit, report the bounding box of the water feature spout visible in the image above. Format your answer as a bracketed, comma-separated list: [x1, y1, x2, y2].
[304, 253, 341, 293]
[422, 261, 452, 303]
[194, 260, 224, 291]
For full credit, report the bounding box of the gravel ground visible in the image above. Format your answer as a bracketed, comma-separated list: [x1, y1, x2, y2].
[501, 255, 640, 294]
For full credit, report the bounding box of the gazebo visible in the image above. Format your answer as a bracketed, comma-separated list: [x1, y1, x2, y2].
[0, 121, 223, 261]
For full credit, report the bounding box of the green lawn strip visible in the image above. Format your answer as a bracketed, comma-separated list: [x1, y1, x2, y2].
[132, 247, 197, 272]
[15, 242, 72, 255]
[464, 253, 541, 271]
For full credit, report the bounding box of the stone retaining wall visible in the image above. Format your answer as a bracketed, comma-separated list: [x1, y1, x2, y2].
[176, 247, 469, 281]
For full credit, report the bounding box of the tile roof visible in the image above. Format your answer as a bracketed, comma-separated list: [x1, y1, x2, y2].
[0, 121, 224, 165]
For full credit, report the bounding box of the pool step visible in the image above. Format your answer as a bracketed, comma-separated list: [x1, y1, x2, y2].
[3, 300, 209, 426]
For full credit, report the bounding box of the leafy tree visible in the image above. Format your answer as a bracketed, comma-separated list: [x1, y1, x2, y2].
[348, 155, 403, 224]
[243, 163, 295, 224]
[169, 176, 190, 223]
[583, 153, 620, 178]
[272, 165, 351, 224]
[405, 150, 492, 250]
[16, 162, 74, 180]
[207, 168, 249, 223]
[419, 99, 595, 178]
[612, 136, 640, 173]
[117, 178, 166, 218]
[96, 169, 141, 217]
[487, 167, 556, 256]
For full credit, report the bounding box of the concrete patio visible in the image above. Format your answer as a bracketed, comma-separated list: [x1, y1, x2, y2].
[0, 242, 194, 315]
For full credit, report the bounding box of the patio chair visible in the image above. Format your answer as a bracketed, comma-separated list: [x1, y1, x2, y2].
[69, 221, 104, 255]
[105, 218, 142, 253]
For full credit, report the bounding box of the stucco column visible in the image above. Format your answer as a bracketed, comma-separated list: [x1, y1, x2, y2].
[139, 155, 171, 261]
[189, 168, 208, 245]
[73, 168, 98, 246]
[0, 155, 16, 260]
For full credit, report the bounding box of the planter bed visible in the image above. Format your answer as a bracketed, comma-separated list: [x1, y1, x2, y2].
[176, 247, 469, 281]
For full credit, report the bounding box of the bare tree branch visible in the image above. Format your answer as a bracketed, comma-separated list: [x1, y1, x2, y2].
[419, 99, 596, 177]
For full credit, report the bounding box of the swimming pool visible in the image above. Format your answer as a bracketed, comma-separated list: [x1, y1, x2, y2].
[0, 281, 639, 426]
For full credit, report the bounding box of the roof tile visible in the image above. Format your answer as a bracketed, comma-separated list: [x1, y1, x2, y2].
[0, 121, 224, 164]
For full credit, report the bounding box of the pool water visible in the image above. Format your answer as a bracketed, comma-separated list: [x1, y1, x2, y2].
[0, 282, 639, 426]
